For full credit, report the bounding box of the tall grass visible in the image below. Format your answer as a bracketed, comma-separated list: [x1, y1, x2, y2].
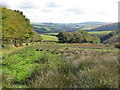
[2, 43, 119, 88]
[27, 46, 118, 88]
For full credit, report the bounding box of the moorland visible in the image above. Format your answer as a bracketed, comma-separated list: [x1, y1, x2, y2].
[1, 6, 119, 88]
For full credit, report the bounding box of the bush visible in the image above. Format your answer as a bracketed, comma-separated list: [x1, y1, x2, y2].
[115, 43, 120, 49]
[58, 31, 100, 43]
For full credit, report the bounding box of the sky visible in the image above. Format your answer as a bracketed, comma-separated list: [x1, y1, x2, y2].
[0, 0, 119, 23]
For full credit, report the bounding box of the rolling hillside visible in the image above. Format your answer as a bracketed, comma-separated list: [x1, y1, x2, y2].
[87, 23, 119, 32]
[101, 30, 119, 44]
[2, 7, 42, 47]
[2, 7, 33, 44]
[32, 22, 108, 33]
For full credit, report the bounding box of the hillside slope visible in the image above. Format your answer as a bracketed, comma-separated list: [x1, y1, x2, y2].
[32, 22, 107, 33]
[2, 7, 33, 43]
[101, 30, 119, 44]
[87, 23, 118, 32]
[2, 7, 42, 46]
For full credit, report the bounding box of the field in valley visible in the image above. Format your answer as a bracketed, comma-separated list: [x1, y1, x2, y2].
[40, 34, 58, 42]
[88, 31, 112, 35]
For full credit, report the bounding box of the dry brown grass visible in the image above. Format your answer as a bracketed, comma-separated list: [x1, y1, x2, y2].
[27, 47, 118, 88]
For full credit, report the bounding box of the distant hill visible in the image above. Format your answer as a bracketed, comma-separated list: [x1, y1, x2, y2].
[87, 23, 118, 32]
[89, 22, 119, 44]
[79, 21, 109, 26]
[32, 22, 108, 33]
[101, 29, 119, 44]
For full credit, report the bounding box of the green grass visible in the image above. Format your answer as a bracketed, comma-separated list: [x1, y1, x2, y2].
[2, 44, 63, 88]
[2, 43, 118, 88]
[2, 43, 71, 88]
[45, 33, 58, 36]
[33, 26, 42, 28]
[2, 46, 40, 87]
[40, 34, 58, 41]
[88, 31, 112, 35]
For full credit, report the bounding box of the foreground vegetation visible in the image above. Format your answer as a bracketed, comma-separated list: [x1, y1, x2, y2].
[2, 43, 119, 88]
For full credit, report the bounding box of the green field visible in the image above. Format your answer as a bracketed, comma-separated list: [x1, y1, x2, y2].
[33, 26, 42, 28]
[40, 34, 58, 41]
[45, 33, 58, 36]
[88, 31, 112, 35]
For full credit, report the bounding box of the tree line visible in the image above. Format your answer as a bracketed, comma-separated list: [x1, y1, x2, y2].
[57, 31, 100, 43]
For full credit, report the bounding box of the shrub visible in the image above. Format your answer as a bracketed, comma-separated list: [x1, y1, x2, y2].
[58, 31, 100, 43]
[115, 43, 120, 49]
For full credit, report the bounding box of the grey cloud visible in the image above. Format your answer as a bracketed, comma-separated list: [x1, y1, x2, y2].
[47, 2, 60, 8]
[41, 9, 52, 12]
[98, 11, 108, 15]
[65, 8, 84, 14]
[0, 2, 9, 7]
[18, 2, 36, 9]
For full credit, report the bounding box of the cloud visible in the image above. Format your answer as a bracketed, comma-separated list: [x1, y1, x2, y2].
[41, 9, 52, 12]
[97, 11, 108, 16]
[47, 2, 60, 8]
[0, 0, 118, 23]
[0, 0, 10, 7]
[18, 2, 36, 9]
[0, 2, 6, 6]
[65, 8, 85, 14]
